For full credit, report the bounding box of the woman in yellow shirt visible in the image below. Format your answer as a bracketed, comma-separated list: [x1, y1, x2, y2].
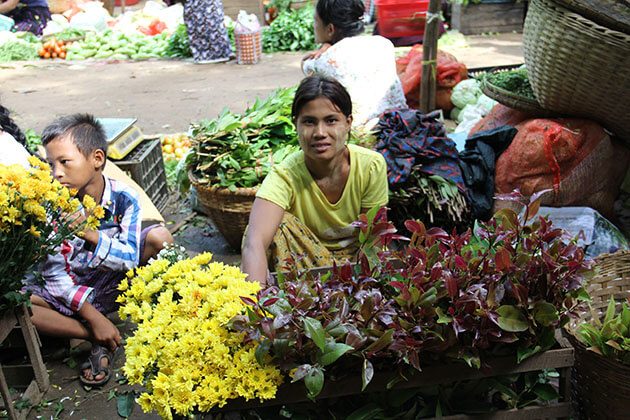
[241, 76, 388, 285]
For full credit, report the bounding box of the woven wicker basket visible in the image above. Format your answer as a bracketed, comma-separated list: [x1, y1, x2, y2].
[189, 172, 257, 250]
[565, 250, 630, 418]
[523, 0, 630, 144]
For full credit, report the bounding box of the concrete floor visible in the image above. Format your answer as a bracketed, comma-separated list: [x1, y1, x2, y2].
[0, 33, 524, 419]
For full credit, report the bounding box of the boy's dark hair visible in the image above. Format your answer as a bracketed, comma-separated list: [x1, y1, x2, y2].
[292, 76, 353, 119]
[316, 0, 365, 44]
[0, 105, 27, 147]
[42, 114, 108, 159]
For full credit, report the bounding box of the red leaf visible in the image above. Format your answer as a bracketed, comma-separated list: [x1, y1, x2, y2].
[262, 297, 279, 307]
[454, 255, 467, 270]
[240, 296, 257, 306]
[494, 248, 512, 271]
[445, 275, 458, 298]
[404, 220, 422, 233]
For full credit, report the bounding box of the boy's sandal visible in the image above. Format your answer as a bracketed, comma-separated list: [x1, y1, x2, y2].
[79, 344, 117, 387]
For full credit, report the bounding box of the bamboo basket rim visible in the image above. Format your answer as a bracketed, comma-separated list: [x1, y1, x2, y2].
[481, 77, 555, 116]
[553, 0, 630, 35]
[188, 170, 258, 197]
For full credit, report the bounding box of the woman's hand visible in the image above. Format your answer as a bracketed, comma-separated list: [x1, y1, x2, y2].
[302, 43, 332, 62]
[241, 198, 284, 286]
[0, 0, 20, 14]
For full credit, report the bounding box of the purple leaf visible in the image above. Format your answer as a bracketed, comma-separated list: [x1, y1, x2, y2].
[240, 296, 257, 306]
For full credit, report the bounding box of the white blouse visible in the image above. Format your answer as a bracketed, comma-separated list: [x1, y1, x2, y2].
[303, 35, 408, 127]
[0, 130, 31, 168]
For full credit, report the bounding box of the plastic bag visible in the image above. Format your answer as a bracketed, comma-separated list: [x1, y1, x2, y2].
[234, 10, 260, 34]
[535, 206, 629, 258]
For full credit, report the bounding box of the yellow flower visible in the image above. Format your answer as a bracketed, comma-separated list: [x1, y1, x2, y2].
[118, 253, 281, 417]
[28, 225, 41, 238]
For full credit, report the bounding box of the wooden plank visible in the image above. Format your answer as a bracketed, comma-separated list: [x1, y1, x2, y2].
[426, 403, 571, 419]
[451, 2, 525, 35]
[0, 364, 18, 420]
[213, 348, 574, 412]
[15, 305, 49, 391]
[0, 311, 17, 344]
[16, 380, 44, 420]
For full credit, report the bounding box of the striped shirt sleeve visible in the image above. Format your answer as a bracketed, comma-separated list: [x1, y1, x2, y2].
[88, 187, 141, 271]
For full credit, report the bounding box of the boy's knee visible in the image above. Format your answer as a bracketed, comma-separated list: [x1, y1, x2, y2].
[142, 226, 174, 264]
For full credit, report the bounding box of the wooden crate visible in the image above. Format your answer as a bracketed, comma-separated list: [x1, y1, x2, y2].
[0, 305, 49, 420]
[212, 338, 574, 418]
[451, 1, 526, 35]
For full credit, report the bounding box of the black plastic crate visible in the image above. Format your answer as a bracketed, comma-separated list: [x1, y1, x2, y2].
[112, 139, 170, 212]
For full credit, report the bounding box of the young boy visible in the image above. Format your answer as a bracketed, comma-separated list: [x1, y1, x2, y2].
[23, 114, 172, 386]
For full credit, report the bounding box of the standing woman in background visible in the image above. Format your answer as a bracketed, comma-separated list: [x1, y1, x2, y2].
[0, 0, 51, 36]
[184, 0, 232, 63]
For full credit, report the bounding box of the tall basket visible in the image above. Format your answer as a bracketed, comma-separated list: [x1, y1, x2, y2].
[523, 0, 630, 143]
[189, 172, 257, 250]
[235, 30, 262, 65]
[565, 250, 630, 419]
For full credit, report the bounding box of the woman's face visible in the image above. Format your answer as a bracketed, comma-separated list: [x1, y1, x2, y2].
[296, 97, 352, 162]
[314, 12, 334, 44]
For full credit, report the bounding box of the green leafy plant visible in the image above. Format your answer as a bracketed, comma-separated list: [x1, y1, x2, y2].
[262, 6, 316, 52]
[188, 87, 299, 190]
[483, 67, 536, 100]
[238, 190, 592, 398]
[577, 297, 630, 365]
[164, 23, 191, 58]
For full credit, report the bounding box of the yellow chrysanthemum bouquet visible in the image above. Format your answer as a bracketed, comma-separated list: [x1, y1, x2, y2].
[117, 252, 283, 420]
[0, 157, 101, 313]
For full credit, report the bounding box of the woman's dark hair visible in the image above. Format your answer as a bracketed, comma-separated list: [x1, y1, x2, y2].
[42, 114, 108, 159]
[0, 105, 27, 146]
[292, 76, 353, 119]
[316, 0, 365, 43]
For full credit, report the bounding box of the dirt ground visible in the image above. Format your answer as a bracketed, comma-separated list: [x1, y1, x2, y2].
[0, 33, 524, 420]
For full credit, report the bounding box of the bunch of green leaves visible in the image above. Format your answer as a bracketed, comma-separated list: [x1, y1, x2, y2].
[51, 27, 87, 41]
[188, 87, 299, 190]
[164, 23, 191, 58]
[389, 171, 470, 233]
[484, 68, 536, 100]
[0, 37, 39, 62]
[238, 190, 592, 398]
[262, 6, 316, 52]
[24, 128, 41, 154]
[577, 297, 630, 365]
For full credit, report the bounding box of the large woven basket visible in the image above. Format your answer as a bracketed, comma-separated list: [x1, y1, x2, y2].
[565, 250, 630, 418]
[189, 172, 257, 250]
[523, 0, 630, 143]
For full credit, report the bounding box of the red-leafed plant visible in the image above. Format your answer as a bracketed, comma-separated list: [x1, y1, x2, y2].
[236, 190, 593, 398]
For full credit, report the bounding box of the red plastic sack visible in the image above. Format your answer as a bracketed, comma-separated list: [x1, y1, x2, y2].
[495, 118, 630, 219]
[469, 104, 534, 136]
[396, 45, 468, 112]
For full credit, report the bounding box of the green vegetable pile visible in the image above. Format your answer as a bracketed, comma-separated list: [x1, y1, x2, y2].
[164, 24, 191, 58]
[51, 27, 88, 41]
[66, 30, 169, 60]
[0, 33, 39, 62]
[262, 6, 316, 52]
[577, 297, 630, 365]
[188, 87, 300, 190]
[485, 68, 536, 100]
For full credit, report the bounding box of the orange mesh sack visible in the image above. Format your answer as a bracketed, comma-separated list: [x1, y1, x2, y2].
[494, 118, 630, 220]
[469, 104, 534, 136]
[396, 45, 468, 112]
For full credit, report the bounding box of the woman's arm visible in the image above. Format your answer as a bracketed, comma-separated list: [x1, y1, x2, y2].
[0, 0, 20, 15]
[241, 198, 285, 286]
